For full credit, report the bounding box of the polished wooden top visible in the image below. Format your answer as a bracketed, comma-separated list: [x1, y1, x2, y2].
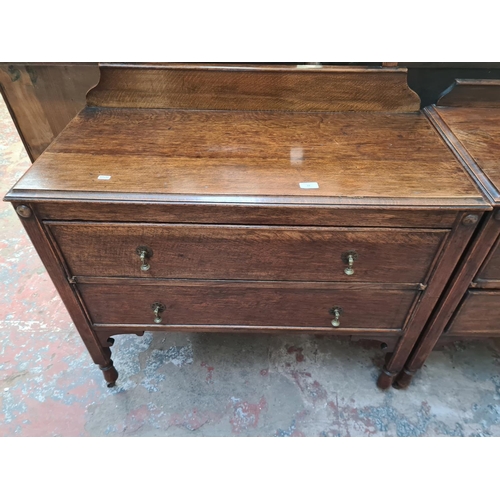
[434, 106, 500, 203]
[429, 79, 500, 204]
[6, 106, 487, 208]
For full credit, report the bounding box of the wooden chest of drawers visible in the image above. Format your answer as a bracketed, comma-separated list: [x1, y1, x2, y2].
[397, 79, 500, 388]
[5, 64, 489, 389]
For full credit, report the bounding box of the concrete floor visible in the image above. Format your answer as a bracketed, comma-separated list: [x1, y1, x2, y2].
[1, 96, 500, 437]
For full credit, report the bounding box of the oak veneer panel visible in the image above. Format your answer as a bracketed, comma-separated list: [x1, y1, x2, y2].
[434, 107, 500, 202]
[11, 108, 485, 207]
[47, 222, 448, 283]
[446, 290, 500, 336]
[78, 282, 419, 331]
[87, 64, 420, 112]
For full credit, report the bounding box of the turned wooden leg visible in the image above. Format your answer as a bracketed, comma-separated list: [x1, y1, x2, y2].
[394, 368, 416, 389]
[98, 346, 118, 387]
[99, 360, 118, 387]
[376, 353, 398, 390]
[377, 366, 399, 390]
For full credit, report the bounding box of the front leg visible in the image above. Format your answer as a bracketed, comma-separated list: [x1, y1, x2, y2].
[98, 346, 119, 388]
[377, 367, 399, 389]
[376, 352, 399, 390]
[393, 368, 416, 389]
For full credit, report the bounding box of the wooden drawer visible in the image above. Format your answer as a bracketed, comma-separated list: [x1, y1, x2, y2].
[48, 222, 447, 283]
[474, 233, 500, 286]
[78, 281, 419, 332]
[446, 290, 500, 336]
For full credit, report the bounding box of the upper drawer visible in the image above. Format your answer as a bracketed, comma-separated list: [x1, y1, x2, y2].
[46, 223, 448, 283]
[474, 233, 500, 286]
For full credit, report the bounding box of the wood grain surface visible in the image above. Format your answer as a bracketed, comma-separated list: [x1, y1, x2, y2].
[87, 64, 420, 112]
[424, 106, 500, 205]
[47, 222, 448, 283]
[8, 107, 486, 207]
[78, 281, 419, 331]
[434, 106, 500, 202]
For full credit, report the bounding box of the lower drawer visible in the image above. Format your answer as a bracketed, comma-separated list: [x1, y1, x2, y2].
[446, 290, 500, 336]
[78, 281, 419, 333]
[474, 233, 500, 287]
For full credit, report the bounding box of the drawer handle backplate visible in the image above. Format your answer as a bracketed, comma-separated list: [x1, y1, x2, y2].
[136, 246, 153, 272]
[151, 302, 166, 324]
[342, 251, 358, 276]
[329, 306, 343, 327]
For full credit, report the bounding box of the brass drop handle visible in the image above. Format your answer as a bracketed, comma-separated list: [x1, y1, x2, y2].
[342, 251, 358, 276]
[330, 307, 343, 327]
[136, 246, 153, 272]
[151, 302, 166, 324]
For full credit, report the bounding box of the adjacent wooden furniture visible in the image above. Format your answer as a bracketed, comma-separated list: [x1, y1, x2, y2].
[4, 64, 489, 389]
[396, 79, 500, 388]
[0, 63, 100, 161]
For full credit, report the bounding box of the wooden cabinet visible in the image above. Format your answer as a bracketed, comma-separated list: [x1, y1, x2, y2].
[4, 64, 489, 389]
[396, 79, 500, 388]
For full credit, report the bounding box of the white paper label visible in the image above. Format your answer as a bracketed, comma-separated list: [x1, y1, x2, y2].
[299, 182, 319, 189]
[296, 64, 323, 69]
[97, 175, 111, 180]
